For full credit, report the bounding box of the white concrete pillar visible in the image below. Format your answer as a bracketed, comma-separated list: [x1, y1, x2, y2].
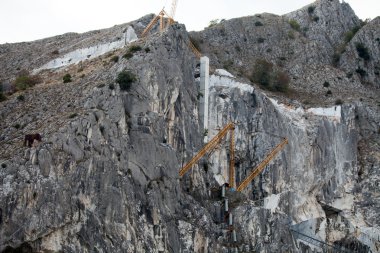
[199, 56, 209, 143]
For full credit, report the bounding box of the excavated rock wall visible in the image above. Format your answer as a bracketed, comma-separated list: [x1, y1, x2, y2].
[205, 70, 379, 252]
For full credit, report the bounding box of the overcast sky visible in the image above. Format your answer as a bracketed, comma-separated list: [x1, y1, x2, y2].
[0, 0, 378, 44]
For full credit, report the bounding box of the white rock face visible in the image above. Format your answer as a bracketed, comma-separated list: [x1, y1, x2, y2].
[307, 106, 341, 121]
[270, 98, 342, 124]
[209, 70, 254, 94]
[214, 69, 234, 78]
[34, 26, 138, 72]
[263, 192, 281, 213]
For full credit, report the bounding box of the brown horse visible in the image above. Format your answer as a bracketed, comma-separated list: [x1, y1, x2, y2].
[24, 134, 42, 147]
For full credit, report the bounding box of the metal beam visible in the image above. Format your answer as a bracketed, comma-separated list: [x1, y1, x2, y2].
[237, 138, 288, 191]
[179, 122, 234, 177]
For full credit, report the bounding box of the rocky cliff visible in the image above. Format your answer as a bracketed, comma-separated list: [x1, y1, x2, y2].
[0, 0, 379, 252]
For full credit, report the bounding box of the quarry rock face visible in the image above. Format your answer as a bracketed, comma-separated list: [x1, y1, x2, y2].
[0, 0, 379, 252]
[206, 70, 379, 252]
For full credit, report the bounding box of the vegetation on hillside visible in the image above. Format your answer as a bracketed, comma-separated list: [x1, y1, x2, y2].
[116, 70, 137, 91]
[250, 59, 290, 92]
[14, 71, 41, 90]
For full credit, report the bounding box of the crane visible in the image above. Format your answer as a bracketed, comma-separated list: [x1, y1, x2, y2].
[167, 0, 178, 27]
[141, 9, 166, 37]
[236, 138, 288, 192]
[188, 41, 202, 59]
[140, 0, 202, 58]
[179, 122, 236, 188]
[141, 0, 178, 38]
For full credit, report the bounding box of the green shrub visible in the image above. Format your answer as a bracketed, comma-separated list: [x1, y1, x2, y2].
[0, 93, 6, 102]
[302, 27, 309, 36]
[323, 81, 330, 87]
[308, 6, 316, 14]
[251, 59, 273, 88]
[344, 26, 361, 43]
[129, 45, 142, 53]
[332, 52, 341, 66]
[144, 47, 150, 53]
[335, 99, 343, 105]
[208, 19, 220, 27]
[355, 43, 370, 61]
[272, 70, 290, 92]
[14, 72, 41, 90]
[123, 52, 133, 59]
[356, 67, 367, 77]
[326, 90, 332, 95]
[63, 74, 72, 83]
[17, 95, 25, 101]
[288, 31, 295, 39]
[14, 123, 21, 129]
[0, 84, 5, 101]
[289, 19, 301, 31]
[123, 45, 142, 59]
[111, 55, 119, 63]
[116, 70, 137, 91]
[257, 37, 265, 43]
[1, 163, 6, 168]
[313, 16, 320, 22]
[15, 76, 31, 90]
[344, 31, 355, 43]
[109, 83, 115, 90]
[332, 42, 348, 66]
[69, 113, 78, 118]
[223, 60, 234, 70]
[255, 21, 263, 26]
[375, 64, 380, 76]
[250, 59, 290, 92]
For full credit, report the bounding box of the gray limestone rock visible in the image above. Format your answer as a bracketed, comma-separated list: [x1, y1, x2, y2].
[0, 0, 379, 252]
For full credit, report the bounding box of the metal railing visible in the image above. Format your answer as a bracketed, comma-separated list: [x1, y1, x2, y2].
[290, 228, 357, 253]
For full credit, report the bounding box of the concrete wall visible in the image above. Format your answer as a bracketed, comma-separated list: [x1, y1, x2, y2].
[199, 56, 209, 142]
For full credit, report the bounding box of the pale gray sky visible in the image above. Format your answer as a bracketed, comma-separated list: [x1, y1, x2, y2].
[0, 0, 378, 44]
